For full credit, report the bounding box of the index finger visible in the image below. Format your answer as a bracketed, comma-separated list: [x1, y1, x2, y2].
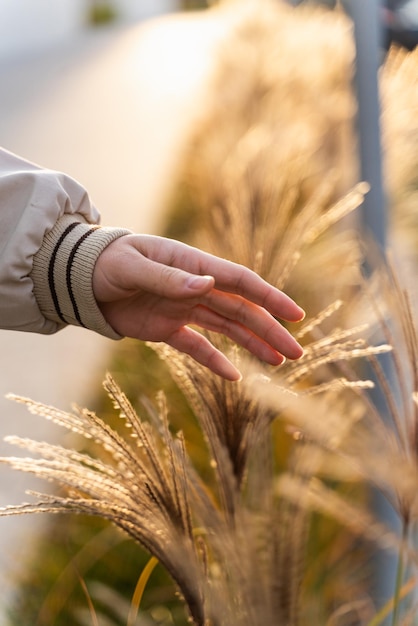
[136, 236, 305, 322]
[196, 253, 305, 323]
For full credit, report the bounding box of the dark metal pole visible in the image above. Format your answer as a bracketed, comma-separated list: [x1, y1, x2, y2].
[348, 0, 387, 249]
[348, 1, 400, 622]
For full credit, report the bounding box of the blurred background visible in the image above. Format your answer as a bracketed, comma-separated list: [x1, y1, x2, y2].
[0, 0, 184, 59]
[0, 0, 220, 618]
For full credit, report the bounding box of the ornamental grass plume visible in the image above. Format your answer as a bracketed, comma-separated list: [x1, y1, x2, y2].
[1, 377, 205, 625]
[240, 251, 418, 625]
[170, 0, 418, 305]
[0, 333, 389, 626]
[381, 46, 418, 259]
[2, 1, 418, 624]
[0, 273, 415, 625]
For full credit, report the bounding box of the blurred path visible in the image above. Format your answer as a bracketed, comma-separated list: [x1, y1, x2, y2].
[0, 11, 228, 617]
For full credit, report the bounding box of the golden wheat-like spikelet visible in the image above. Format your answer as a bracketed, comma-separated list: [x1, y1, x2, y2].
[1, 378, 207, 625]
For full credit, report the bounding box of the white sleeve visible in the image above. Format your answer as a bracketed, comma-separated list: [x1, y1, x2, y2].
[0, 148, 130, 338]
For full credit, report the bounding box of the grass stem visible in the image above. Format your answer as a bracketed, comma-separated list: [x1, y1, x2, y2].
[391, 521, 409, 626]
[127, 557, 159, 626]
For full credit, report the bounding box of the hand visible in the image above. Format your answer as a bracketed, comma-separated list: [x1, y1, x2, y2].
[92, 235, 305, 381]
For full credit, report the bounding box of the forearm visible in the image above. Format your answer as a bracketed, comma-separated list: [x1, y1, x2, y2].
[0, 148, 129, 337]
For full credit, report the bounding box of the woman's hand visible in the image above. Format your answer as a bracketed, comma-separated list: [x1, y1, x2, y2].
[93, 234, 305, 381]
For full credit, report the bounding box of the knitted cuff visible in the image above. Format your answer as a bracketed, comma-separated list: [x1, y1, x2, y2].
[31, 214, 131, 339]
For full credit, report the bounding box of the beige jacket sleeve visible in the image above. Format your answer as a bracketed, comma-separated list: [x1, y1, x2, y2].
[0, 148, 131, 338]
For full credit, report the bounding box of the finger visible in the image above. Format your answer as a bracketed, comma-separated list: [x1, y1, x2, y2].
[173, 245, 305, 322]
[120, 252, 216, 299]
[211, 265, 305, 322]
[195, 293, 304, 360]
[130, 236, 305, 321]
[167, 327, 242, 381]
[186, 304, 287, 364]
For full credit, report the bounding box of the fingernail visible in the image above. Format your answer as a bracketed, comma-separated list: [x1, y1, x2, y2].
[269, 353, 286, 366]
[187, 275, 214, 290]
[224, 367, 242, 382]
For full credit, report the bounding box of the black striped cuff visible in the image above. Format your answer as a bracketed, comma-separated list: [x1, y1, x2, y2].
[32, 214, 131, 338]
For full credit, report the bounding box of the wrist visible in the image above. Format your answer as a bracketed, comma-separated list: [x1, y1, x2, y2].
[31, 214, 131, 338]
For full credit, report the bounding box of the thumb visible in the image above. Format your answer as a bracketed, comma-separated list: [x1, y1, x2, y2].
[184, 273, 216, 294]
[122, 235, 216, 298]
[94, 237, 215, 302]
[128, 255, 215, 299]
